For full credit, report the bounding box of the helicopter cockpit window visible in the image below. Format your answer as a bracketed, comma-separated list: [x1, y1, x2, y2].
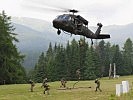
[63, 16, 70, 20]
[56, 15, 64, 19]
[56, 15, 70, 20]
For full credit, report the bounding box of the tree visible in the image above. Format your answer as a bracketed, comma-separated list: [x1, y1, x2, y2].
[84, 46, 99, 80]
[111, 45, 123, 75]
[69, 39, 80, 80]
[31, 37, 133, 81]
[34, 52, 46, 82]
[65, 41, 72, 80]
[103, 42, 112, 76]
[122, 38, 133, 75]
[54, 44, 67, 80]
[78, 37, 88, 78]
[97, 40, 107, 76]
[46, 43, 59, 81]
[0, 11, 26, 84]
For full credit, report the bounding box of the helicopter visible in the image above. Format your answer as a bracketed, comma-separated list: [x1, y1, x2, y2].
[53, 9, 110, 44]
[22, 2, 110, 44]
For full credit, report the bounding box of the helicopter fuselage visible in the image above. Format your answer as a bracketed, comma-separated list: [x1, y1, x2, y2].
[53, 14, 110, 39]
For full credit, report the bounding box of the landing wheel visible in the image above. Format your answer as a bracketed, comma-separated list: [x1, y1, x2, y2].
[57, 29, 61, 35]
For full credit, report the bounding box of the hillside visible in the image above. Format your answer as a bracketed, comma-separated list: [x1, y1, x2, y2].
[11, 17, 133, 70]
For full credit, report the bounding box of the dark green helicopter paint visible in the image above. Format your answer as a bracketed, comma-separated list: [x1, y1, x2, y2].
[53, 10, 110, 40]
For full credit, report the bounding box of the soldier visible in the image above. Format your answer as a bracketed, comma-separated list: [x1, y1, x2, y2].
[43, 83, 50, 94]
[29, 79, 35, 92]
[41, 78, 50, 94]
[41, 78, 47, 88]
[95, 79, 102, 92]
[60, 78, 67, 88]
[76, 69, 81, 79]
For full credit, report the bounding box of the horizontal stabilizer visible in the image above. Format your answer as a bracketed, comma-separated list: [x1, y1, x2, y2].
[96, 34, 110, 39]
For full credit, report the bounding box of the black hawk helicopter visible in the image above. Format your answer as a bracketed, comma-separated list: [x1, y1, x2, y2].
[22, 2, 110, 44]
[53, 9, 110, 44]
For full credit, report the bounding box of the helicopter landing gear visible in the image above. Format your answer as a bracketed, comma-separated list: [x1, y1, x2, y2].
[57, 29, 61, 35]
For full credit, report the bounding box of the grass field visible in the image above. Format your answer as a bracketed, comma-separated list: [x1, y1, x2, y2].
[0, 76, 133, 100]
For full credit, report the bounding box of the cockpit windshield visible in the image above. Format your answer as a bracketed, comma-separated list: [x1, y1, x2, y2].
[56, 15, 70, 20]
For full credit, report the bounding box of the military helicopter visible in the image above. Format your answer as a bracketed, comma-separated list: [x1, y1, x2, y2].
[22, 2, 110, 44]
[53, 9, 110, 44]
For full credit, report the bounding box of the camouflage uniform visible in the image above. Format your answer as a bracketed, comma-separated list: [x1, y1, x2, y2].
[41, 78, 50, 94]
[95, 79, 102, 92]
[43, 83, 50, 94]
[29, 80, 35, 92]
[42, 78, 47, 87]
[60, 78, 67, 88]
[76, 69, 81, 79]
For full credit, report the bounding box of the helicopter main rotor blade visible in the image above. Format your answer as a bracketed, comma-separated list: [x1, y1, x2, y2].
[21, 0, 79, 13]
[25, 0, 72, 11]
[21, 3, 68, 13]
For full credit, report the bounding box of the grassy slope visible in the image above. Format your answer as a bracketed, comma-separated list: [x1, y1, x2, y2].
[0, 76, 133, 100]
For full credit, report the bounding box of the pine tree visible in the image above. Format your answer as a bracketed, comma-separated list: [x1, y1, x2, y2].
[112, 45, 123, 75]
[78, 37, 88, 79]
[122, 38, 133, 75]
[65, 41, 72, 80]
[84, 46, 97, 80]
[103, 42, 112, 76]
[54, 44, 67, 80]
[34, 52, 46, 82]
[0, 11, 26, 84]
[70, 39, 80, 80]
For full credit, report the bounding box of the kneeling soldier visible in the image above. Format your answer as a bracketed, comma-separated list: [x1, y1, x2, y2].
[60, 78, 67, 88]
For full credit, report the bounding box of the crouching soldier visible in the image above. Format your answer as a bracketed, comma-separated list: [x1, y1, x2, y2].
[60, 78, 67, 88]
[29, 79, 35, 92]
[95, 79, 102, 92]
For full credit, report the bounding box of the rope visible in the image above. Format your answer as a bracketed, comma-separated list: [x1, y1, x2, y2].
[73, 80, 79, 88]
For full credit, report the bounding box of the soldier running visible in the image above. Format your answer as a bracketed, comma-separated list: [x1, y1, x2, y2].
[43, 83, 50, 94]
[95, 79, 102, 92]
[29, 79, 35, 92]
[41, 78, 48, 87]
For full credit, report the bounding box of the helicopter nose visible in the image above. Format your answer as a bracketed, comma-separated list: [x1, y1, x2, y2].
[53, 20, 60, 28]
[53, 19, 66, 29]
[53, 19, 63, 29]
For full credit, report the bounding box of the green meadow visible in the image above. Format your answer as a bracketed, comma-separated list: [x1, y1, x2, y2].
[0, 76, 133, 100]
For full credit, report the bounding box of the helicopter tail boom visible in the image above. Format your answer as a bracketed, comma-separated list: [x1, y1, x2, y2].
[96, 34, 110, 39]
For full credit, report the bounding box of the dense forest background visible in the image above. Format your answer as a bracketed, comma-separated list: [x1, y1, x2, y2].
[29, 37, 133, 82]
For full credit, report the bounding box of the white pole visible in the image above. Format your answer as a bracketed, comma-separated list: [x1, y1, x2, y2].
[109, 63, 112, 79]
[114, 63, 116, 78]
